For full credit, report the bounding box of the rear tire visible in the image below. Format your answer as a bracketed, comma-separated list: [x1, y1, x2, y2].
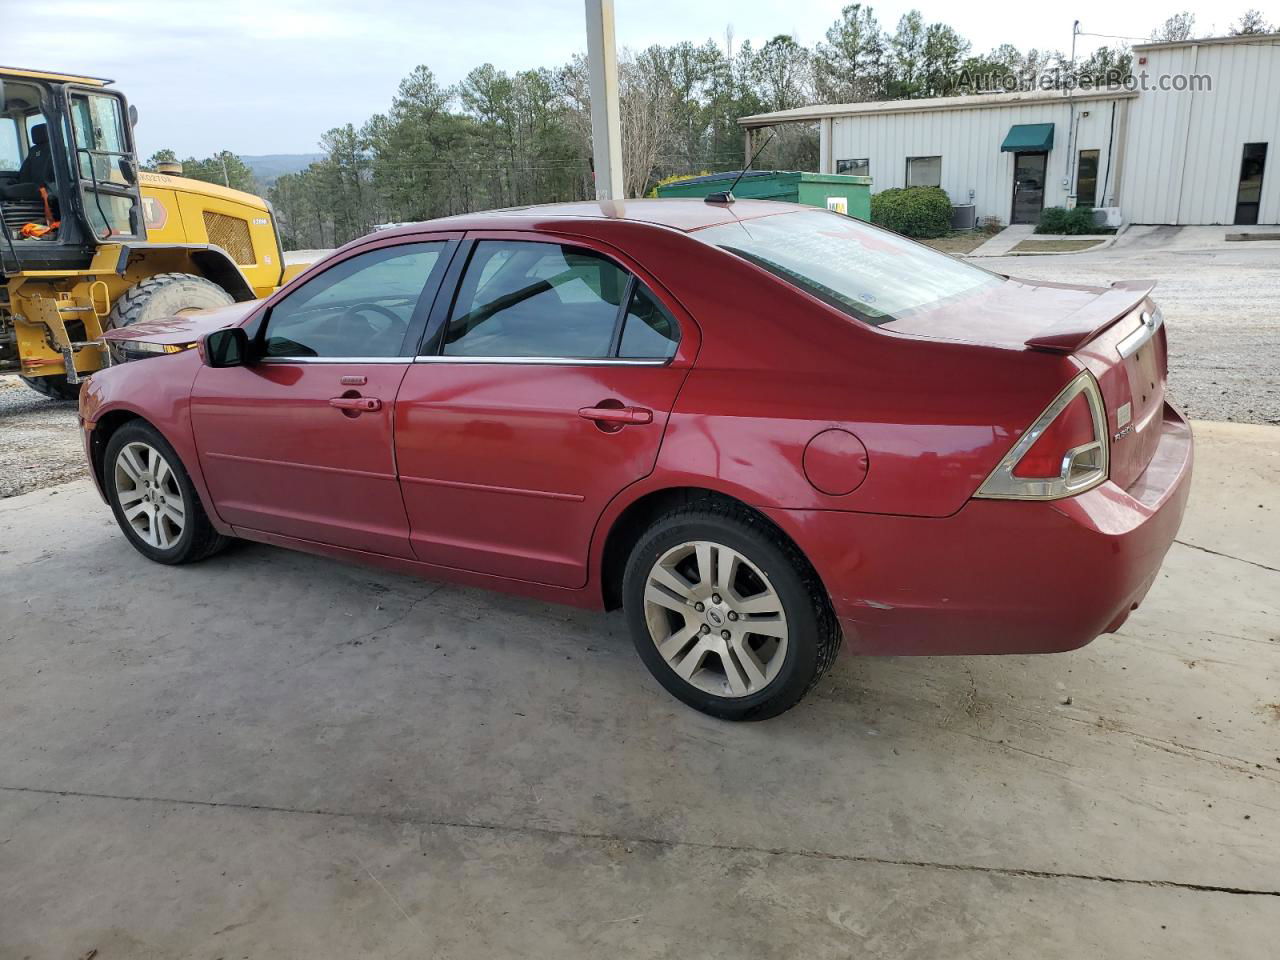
[20, 374, 80, 401]
[622, 501, 840, 721]
[104, 421, 230, 564]
[107, 272, 235, 328]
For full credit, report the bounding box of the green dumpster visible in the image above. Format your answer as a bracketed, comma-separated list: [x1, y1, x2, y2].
[655, 170, 872, 221]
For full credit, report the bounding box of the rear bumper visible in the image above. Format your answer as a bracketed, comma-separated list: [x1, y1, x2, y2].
[768, 403, 1194, 655]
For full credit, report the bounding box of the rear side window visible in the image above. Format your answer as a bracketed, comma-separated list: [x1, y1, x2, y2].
[440, 240, 679, 361]
[264, 242, 445, 358]
[619, 285, 678, 359]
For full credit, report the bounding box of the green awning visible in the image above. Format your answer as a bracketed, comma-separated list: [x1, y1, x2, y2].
[1000, 123, 1055, 152]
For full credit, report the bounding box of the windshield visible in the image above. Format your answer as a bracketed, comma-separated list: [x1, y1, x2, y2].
[694, 209, 1003, 325]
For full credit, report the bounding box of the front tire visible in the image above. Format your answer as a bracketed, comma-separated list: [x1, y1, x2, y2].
[107, 272, 235, 328]
[622, 501, 840, 721]
[104, 421, 230, 564]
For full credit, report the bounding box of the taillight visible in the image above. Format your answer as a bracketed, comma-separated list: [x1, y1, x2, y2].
[975, 372, 1109, 500]
[1012, 393, 1094, 478]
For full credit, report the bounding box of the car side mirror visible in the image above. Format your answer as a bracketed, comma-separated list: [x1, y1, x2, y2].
[203, 327, 250, 367]
[128, 104, 139, 128]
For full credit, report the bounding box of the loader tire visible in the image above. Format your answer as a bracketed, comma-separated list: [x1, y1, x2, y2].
[108, 273, 235, 328]
[20, 374, 80, 402]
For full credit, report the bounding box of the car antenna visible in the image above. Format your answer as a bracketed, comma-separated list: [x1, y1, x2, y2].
[704, 132, 775, 205]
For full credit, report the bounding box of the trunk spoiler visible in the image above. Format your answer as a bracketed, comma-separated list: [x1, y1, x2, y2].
[1024, 280, 1156, 353]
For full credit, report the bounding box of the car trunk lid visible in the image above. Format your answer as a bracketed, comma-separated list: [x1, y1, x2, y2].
[1072, 302, 1168, 491]
[881, 277, 1166, 491]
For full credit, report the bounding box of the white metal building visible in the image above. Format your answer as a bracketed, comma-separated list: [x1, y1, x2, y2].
[740, 33, 1280, 227]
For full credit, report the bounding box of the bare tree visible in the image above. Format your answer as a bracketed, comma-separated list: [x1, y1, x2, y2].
[619, 47, 679, 197]
[1151, 12, 1196, 42]
[1229, 9, 1274, 34]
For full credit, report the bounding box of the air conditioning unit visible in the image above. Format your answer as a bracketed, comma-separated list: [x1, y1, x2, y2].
[1093, 206, 1122, 227]
[950, 204, 977, 230]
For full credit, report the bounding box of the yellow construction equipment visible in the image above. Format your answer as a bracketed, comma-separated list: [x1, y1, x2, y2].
[1, 65, 307, 399]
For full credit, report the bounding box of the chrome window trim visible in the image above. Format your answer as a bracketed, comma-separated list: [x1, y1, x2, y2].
[1116, 307, 1164, 359]
[413, 355, 670, 366]
[974, 371, 1110, 501]
[259, 356, 410, 364]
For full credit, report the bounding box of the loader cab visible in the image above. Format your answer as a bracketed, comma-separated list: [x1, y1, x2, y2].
[0, 69, 145, 270]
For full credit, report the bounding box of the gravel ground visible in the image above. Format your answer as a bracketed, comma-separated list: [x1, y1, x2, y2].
[983, 232, 1280, 424]
[0, 376, 86, 498]
[1, 233, 1275, 498]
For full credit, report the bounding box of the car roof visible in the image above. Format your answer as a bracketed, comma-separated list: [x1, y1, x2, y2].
[372, 198, 805, 239]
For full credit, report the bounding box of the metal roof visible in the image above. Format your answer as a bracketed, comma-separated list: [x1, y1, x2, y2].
[1132, 31, 1280, 52]
[738, 86, 1137, 128]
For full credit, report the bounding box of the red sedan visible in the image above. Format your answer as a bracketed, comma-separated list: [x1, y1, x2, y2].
[81, 200, 1193, 720]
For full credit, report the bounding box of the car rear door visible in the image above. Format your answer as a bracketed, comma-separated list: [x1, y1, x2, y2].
[190, 234, 459, 557]
[394, 232, 698, 588]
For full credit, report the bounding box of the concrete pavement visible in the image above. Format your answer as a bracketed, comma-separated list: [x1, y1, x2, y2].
[1, 421, 1277, 958]
[967, 223, 1034, 256]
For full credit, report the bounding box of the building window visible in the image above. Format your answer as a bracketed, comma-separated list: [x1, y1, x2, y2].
[906, 156, 941, 188]
[1076, 149, 1100, 207]
[836, 158, 869, 177]
[1235, 142, 1267, 226]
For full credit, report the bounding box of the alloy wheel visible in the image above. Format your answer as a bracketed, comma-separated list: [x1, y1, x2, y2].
[114, 441, 186, 550]
[642, 539, 789, 698]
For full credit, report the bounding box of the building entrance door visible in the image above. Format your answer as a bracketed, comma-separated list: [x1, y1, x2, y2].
[1011, 152, 1047, 224]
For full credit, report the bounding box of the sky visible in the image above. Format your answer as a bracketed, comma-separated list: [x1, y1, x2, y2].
[4, 0, 1276, 157]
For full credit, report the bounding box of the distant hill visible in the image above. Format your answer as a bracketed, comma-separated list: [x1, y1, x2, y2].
[242, 153, 324, 185]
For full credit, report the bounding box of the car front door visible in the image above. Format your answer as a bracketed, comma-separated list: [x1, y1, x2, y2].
[394, 234, 697, 588]
[190, 236, 459, 557]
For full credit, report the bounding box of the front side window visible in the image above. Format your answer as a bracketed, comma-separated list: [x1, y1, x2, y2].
[836, 158, 869, 177]
[694, 209, 1002, 326]
[442, 241, 629, 359]
[264, 243, 446, 358]
[906, 155, 941, 188]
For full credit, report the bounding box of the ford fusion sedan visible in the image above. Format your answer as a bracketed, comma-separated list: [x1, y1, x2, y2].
[81, 200, 1192, 720]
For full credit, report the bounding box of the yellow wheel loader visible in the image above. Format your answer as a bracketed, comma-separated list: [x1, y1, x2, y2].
[1, 66, 307, 400]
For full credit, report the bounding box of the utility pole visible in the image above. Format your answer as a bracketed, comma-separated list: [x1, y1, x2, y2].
[220, 152, 230, 187]
[584, 0, 624, 201]
[1065, 20, 1081, 206]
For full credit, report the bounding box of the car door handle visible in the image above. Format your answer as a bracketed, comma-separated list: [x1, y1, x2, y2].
[329, 396, 382, 412]
[578, 405, 653, 425]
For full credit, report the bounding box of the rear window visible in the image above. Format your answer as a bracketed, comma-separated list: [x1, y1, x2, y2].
[694, 209, 1002, 325]
[0, 117, 20, 170]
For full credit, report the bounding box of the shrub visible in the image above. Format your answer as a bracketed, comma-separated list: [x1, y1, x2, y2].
[1065, 206, 1100, 234]
[1037, 206, 1115, 235]
[647, 170, 711, 198]
[870, 186, 952, 238]
[1036, 207, 1070, 234]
